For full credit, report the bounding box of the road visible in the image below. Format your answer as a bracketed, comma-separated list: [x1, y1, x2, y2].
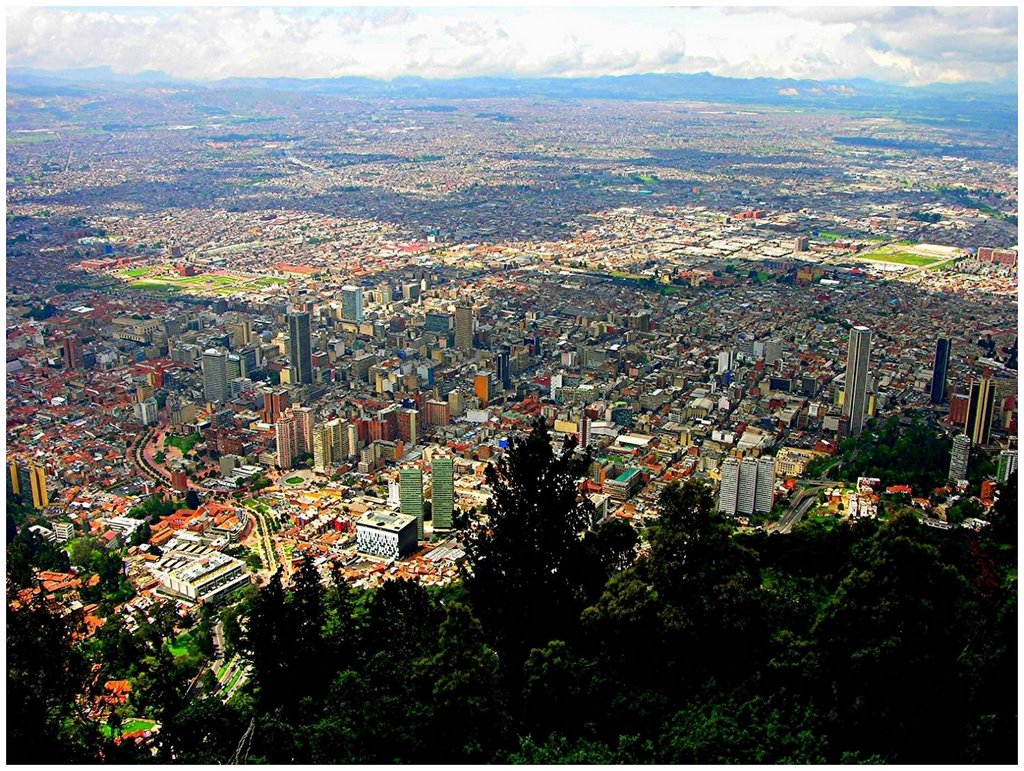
[768, 481, 833, 534]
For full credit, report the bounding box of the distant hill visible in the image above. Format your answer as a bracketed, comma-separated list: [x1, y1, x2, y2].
[7, 67, 1017, 133]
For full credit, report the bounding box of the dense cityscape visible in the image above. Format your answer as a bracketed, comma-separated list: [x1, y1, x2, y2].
[6, 6, 1018, 766]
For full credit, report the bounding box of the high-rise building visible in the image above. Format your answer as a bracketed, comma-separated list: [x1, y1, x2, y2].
[345, 423, 360, 459]
[234, 319, 253, 347]
[261, 387, 289, 424]
[425, 399, 451, 426]
[63, 334, 84, 370]
[134, 397, 159, 426]
[496, 349, 512, 390]
[717, 350, 736, 375]
[10, 460, 49, 510]
[764, 339, 783, 367]
[455, 306, 474, 351]
[202, 348, 229, 404]
[275, 412, 299, 470]
[293, 407, 315, 456]
[737, 457, 759, 515]
[719, 455, 774, 516]
[425, 312, 451, 334]
[966, 370, 995, 445]
[226, 352, 247, 381]
[843, 326, 872, 436]
[313, 418, 346, 474]
[341, 285, 365, 322]
[431, 457, 455, 531]
[949, 434, 971, 481]
[755, 456, 776, 514]
[579, 413, 591, 449]
[475, 372, 491, 407]
[930, 338, 952, 405]
[718, 457, 740, 515]
[399, 468, 425, 540]
[997, 448, 1018, 484]
[287, 311, 313, 384]
[397, 409, 418, 446]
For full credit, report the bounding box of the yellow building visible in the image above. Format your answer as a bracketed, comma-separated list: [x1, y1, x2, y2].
[10, 460, 49, 509]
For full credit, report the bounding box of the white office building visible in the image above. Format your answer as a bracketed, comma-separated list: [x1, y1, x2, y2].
[755, 456, 776, 514]
[356, 511, 418, 560]
[718, 457, 740, 515]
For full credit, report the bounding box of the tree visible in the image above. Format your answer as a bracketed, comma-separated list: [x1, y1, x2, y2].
[414, 602, 507, 761]
[644, 480, 766, 679]
[7, 585, 100, 762]
[238, 568, 293, 712]
[812, 512, 978, 762]
[461, 418, 601, 668]
[185, 490, 201, 509]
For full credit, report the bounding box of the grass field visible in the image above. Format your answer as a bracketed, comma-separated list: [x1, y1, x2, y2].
[116, 267, 283, 297]
[166, 433, 201, 455]
[167, 631, 193, 658]
[855, 247, 939, 267]
[284, 476, 304, 485]
[8, 132, 57, 144]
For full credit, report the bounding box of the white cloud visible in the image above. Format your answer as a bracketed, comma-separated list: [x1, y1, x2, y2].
[4, 6, 1017, 85]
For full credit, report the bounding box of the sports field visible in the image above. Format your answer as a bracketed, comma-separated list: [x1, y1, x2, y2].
[854, 246, 940, 267]
[117, 267, 285, 297]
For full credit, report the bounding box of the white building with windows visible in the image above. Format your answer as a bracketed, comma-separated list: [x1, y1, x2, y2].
[355, 511, 418, 559]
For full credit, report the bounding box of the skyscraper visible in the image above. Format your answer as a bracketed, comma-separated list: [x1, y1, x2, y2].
[579, 413, 590, 449]
[202, 348, 229, 404]
[400, 468, 425, 540]
[275, 411, 299, 470]
[719, 455, 774, 517]
[966, 370, 995, 446]
[475, 372, 491, 407]
[718, 457, 739, 515]
[10, 460, 49, 510]
[997, 448, 1018, 484]
[717, 350, 736, 375]
[261, 387, 289, 424]
[292, 407, 315, 456]
[737, 457, 759, 515]
[313, 423, 334, 473]
[455, 305, 474, 351]
[843, 326, 872, 436]
[931, 337, 951, 404]
[63, 334, 84, 370]
[287, 310, 313, 384]
[341, 285, 365, 322]
[431, 457, 455, 531]
[948, 434, 971, 482]
[496, 349, 512, 390]
[755, 456, 776, 514]
[313, 418, 347, 474]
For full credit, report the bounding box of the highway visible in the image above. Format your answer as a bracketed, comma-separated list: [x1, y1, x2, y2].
[767, 480, 834, 534]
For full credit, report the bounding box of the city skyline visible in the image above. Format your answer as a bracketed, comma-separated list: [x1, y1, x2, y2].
[5, 4, 1017, 764]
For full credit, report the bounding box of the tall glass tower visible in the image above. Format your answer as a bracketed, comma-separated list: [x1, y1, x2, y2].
[931, 337, 951, 404]
[843, 326, 872, 436]
[287, 310, 313, 384]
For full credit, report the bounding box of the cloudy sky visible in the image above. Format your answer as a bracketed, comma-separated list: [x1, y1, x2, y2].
[6, 5, 1018, 86]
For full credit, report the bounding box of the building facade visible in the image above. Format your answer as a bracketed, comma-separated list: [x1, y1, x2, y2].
[931, 337, 951, 404]
[843, 326, 872, 436]
[287, 310, 313, 384]
[431, 457, 455, 531]
[399, 468, 425, 539]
